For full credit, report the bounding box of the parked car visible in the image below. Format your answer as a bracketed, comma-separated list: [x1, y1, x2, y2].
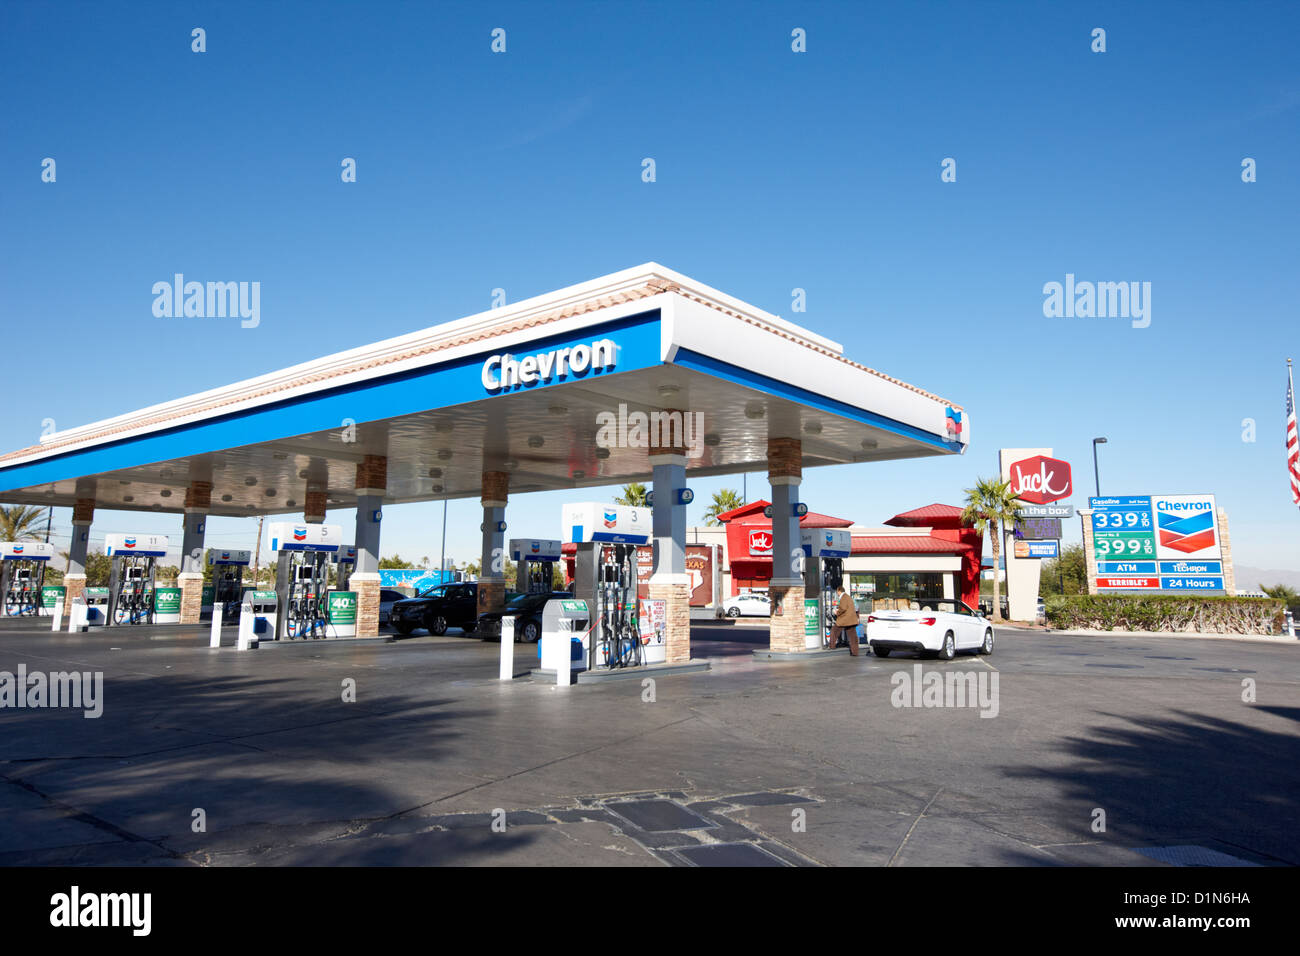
[477, 591, 573, 643]
[378, 588, 410, 627]
[866, 598, 994, 660]
[721, 592, 770, 617]
[390, 582, 480, 636]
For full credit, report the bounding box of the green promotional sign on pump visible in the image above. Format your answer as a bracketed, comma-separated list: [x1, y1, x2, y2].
[328, 591, 357, 625]
[155, 588, 182, 615]
[804, 599, 820, 637]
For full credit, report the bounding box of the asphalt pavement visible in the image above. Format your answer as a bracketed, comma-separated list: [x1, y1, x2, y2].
[1, 616, 1296, 866]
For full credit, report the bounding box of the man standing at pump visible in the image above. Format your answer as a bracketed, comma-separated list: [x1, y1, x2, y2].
[830, 583, 860, 657]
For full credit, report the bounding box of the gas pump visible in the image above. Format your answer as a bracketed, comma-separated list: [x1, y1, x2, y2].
[333, 546, 357, 591]
[206, 549, 251, 623]
[509, 539, 561, 594]
[800, 528, 852, 649]
[268, 522, 341, 641]
[561, 503, 651, 670]
[1, 541, 55, 617]
[105, 534, 169, 626]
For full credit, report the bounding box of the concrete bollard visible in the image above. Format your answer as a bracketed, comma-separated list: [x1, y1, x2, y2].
[67, 600, 88, 633]
[236, 602, 255, 651]
[556, 619, 571, 689]
[210, 602, 223, 648]
[499, 615, 514, 680]
[51, 597, 64, 632]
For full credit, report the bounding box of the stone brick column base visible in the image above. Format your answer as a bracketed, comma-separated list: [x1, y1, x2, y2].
[649, 581, 691, 663]
[1217, 509, 1236, 596]
[477, 578, 505, 617]
[178, 572, 204, 625]
[1080, 510, 1099, 595]
[304, 489, 327, 524]
[64, 574, 87, 609]
[768, 583, 807, 653]
[352, 573, 381, 638]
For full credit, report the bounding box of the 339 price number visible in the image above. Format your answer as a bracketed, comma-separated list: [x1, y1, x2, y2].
[1092, 510, 1152, 530]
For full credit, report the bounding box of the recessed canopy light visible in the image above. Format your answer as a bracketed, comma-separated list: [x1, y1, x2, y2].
[221, 494, 233, 502]
[298, 469, 310, 479]
[123, 495, 134, 502]
[744, 402, 765, 420]
[431, 484, 444, 493]
[657, 384, 680, 399]
[704, 433, 721, 446]
[119, 480, 131, 486]
[438, 449, 453, 461]
[160, 489, 172, 497]
[245, 476, 257, 486]
[503, 459, 518, 471]
[527, 435, 544, 448]
[265, 488, 277, 497]
[804, 422, 823, 435]
[428, 468, 442, 478]
[285, 499, 296, 507]
[594, 448, 610, 460]
[861, 438, 878, 450]
[572, 470, 585, 480]
[273, 452, 289, 460]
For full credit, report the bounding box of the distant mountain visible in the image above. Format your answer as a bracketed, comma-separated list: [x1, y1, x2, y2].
[1235, 566, 1300, 593]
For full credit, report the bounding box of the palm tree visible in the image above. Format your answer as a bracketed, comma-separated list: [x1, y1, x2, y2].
[703, 489, 744, 525]
[961, 476, 1023, 623]
[615, 482, 649, 507]
[0, 505, 47, 541]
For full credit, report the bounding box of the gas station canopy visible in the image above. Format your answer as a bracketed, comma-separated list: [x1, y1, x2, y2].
[0, 264, 969, 514]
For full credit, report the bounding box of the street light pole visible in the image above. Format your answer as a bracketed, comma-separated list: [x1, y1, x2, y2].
[1092, 437, 1108, 498]
[438, 498, 447, 584]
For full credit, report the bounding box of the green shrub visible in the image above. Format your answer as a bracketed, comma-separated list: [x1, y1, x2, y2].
[1045, 594, 1284, 635]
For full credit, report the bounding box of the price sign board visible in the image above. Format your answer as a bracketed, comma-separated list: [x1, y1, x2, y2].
[1090, 497, 1158, 589]
[1090, 495, 1224, 592]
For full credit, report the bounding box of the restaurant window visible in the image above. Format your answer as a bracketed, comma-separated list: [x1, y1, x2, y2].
[848, 572, 944, 613]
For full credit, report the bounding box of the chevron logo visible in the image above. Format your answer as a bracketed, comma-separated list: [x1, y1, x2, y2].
[1157, 508, 1216, 554]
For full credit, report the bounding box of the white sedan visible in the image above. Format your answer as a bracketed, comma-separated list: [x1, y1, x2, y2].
[865, 599, 994, 659]
[722, 592, 771, 617]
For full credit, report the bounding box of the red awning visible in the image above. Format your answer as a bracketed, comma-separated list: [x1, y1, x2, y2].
[851, 535, 972, 554]
[884, 503, 970, 529]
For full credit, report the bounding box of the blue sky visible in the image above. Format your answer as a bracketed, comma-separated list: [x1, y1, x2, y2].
[2, 1, 1297, 574]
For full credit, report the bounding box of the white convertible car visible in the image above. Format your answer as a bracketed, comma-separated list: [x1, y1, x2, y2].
[865, 598, 994, 660]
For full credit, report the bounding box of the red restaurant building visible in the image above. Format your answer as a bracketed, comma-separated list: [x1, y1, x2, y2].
[562, 501, 983, 612]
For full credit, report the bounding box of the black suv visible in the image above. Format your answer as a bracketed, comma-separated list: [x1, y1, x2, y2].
[390, 582, 480, 636]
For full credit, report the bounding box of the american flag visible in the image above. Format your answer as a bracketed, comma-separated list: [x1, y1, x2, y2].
[1288, 360, 1300, 507]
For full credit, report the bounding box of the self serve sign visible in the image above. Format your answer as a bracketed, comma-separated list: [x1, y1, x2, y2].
[267, 523, 342, 552]
[561, 503, 651, 544]
[104, 534, 169, 557]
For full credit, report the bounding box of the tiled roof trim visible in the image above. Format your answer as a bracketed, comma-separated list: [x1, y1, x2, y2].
[1, 277, 960, 467]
